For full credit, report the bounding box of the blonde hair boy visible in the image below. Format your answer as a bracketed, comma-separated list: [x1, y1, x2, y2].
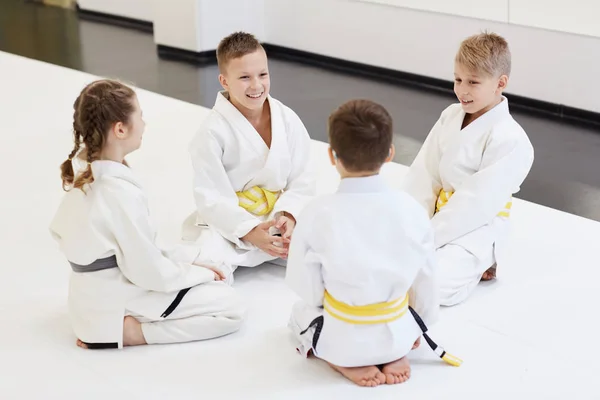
[402, 31, 534, 306]
[453, 31, 512, 126]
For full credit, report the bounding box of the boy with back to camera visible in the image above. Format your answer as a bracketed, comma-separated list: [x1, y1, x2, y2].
[286, 99, 460, 387]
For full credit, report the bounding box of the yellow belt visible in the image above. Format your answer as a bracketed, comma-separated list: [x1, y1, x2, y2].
[323, 290, 462, 367]
[236, 186, 280, 216]
[436, 189, 512, 218]
[324, 290, 409, 325]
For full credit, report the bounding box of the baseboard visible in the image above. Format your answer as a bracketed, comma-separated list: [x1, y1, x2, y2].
[263, 43, 455, 97]
[75, 5, 153, 33]
[262, 44, 600, 129]
[157, 45, 217, 65]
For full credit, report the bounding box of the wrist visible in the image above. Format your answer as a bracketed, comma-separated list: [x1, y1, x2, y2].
[283, 211, 296, 224]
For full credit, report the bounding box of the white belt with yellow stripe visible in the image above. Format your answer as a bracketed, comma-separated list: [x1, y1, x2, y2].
[236, 186, 280, 216]
[321, 290, 462, 367]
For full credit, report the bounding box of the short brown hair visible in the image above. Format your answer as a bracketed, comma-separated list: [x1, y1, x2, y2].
[328, 99, 393, 172]
[60, 79, 136, 191]
[456, 31, 511, 77]
[216, 31, 263, 73]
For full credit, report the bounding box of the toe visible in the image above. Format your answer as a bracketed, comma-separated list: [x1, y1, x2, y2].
[385, 373, 395, 385]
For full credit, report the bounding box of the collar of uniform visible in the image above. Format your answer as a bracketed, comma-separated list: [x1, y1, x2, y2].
[91, 160, 141, 188]
[490, 95, 509, 115]
[337, 174, 388, 193]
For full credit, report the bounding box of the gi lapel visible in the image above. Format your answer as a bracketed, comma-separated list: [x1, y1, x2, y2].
[460, 96, 510, 136]
[259, 97, 288, 178]
[213, 91, 270, 156]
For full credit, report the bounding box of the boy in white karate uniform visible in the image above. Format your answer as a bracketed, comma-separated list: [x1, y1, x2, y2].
[287, 100, 459, 387]
[50, 80, 244, 349]
[402, 32, 534, 306]
[182, 32, 315, 282]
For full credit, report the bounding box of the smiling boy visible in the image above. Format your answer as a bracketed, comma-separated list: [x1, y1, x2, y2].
[182, 32, 315, 284]
[401, 32, 534, 306]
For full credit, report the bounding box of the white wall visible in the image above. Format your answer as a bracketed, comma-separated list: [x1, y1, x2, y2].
[360, 0, 600, 38]
[153, 0, 264, 53]
[510, 0, 600, 38]
[77, 0, 153, 22]
[197, 0, 265, 50]
[153, 0, 200, 52]
[360, 0, 509, 23]
[264, 0, 600, 113]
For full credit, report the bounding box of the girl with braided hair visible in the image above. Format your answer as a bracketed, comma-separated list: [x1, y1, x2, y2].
[50, 79, 245, 349]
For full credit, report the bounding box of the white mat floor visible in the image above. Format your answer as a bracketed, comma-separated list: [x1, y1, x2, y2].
[1, 51, 599, 399]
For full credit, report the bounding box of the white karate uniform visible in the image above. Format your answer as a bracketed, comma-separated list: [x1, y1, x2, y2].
[50, 160, 245, 349]
[182, 91, 315, 280]
[402, 97, 534, 306]
[286, 175, 438, 368]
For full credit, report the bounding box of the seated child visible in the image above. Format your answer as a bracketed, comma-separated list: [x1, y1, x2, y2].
[286, 99, 459, 387]
[402, 32, 534, 306]
[50, 79, 244, 349]
[182, 31, 315, 283]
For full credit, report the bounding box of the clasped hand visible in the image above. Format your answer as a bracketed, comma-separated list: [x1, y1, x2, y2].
[242, 215, 295, 259]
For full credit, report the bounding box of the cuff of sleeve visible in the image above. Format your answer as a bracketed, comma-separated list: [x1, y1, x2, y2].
[273, 205, 299, 222]
[185, 264, 217, 285]
[231, 219, 261, 249]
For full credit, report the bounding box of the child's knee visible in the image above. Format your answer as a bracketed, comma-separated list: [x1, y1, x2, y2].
[439, 283, 471, 306]
[438, 269, 481, 306]
[217, 284, 246, 319]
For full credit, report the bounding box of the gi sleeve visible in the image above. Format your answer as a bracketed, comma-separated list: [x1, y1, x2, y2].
[285, 208, 324, 307]
[272, 109, 316, 221]
[408, 223, 439, 327]
[189, 129, 261, 248]
[431, 129, 534, 248]
[401, 117, 444, 218]
[98, 181, 216, 293]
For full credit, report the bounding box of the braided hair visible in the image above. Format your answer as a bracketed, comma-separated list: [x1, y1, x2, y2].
[60, 79, 136, 191]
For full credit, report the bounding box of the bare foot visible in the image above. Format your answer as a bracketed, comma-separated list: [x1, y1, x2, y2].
[123, 316, 147, 347]
[412, 337, 421, 350]
[328, 363, 386, 387]
[481, 264, 497, 281]
[74, 317, 146, 349]
[381, 356, 411, 385]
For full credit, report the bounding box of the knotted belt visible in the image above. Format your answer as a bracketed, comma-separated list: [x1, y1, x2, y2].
[236, 186, 280, 216]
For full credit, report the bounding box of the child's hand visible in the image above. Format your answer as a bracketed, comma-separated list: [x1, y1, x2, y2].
[275, 213, 296, 240]
[242, 220, 290, 258]
[193, 262, 226, 281]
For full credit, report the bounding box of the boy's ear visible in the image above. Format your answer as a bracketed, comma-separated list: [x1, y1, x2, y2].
[497, 74, 508, 92]
[218, 74, 228, 90]
[328, 147, 337, 166]
[385, 144, 395, 163]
